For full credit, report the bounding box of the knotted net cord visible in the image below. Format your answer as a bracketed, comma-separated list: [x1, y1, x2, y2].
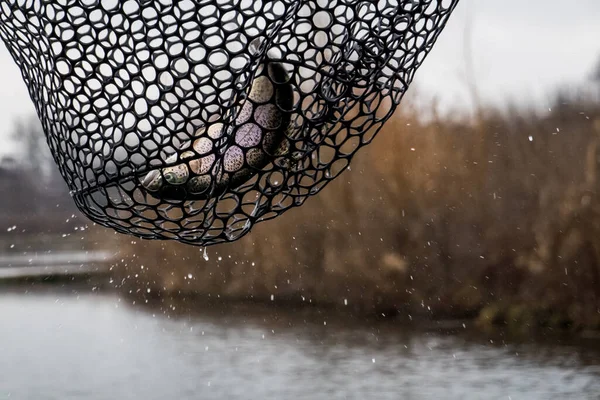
[0, 0, 459, 246]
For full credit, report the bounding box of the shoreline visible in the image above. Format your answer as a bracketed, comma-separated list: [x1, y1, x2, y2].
[1, 275, 600, 347]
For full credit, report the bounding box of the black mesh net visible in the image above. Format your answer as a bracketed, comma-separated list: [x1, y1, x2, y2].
[0, 0, 458, 246]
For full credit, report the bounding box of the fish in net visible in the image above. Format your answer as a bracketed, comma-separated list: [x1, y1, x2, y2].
[0, 0, 460, 246]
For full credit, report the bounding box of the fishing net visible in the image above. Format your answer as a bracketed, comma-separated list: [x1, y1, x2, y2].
[0, 0, 459, 246]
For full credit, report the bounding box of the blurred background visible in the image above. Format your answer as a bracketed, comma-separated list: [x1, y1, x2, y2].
[1, 0, 600, 399]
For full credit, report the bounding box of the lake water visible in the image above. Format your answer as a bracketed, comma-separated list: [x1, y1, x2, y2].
[0, 286, 599, 400]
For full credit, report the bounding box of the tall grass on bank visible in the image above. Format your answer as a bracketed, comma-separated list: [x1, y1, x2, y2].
[110, 95, 600, 331]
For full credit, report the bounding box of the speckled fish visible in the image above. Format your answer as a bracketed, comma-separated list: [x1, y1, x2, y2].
[141, 61, 294, 200]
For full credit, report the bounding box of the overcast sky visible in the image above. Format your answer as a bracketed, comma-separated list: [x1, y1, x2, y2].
[413, 0, 600, 113]
[0, 0, 598, 154]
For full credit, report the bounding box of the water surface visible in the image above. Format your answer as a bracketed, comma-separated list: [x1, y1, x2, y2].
[0, 288, 599, 400]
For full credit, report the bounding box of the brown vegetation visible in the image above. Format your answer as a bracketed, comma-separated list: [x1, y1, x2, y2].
[61, 90, 600, 332]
